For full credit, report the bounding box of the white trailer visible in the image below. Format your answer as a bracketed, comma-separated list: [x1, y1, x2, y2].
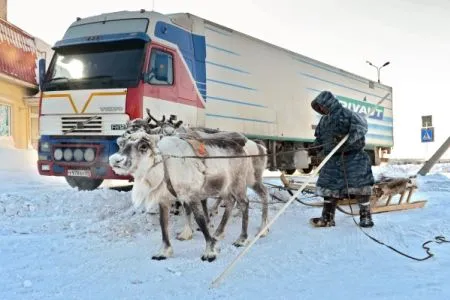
[195, 14, 393, 172]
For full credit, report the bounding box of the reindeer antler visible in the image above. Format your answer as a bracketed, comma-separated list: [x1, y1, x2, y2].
[174, 120, 183, 128]
[168, 114, 177, 123]
[144, 108, 162, 129]
[144, 108, 154, 124]
[167, 114, 183, 128]
[145, 108, 163, 125]
[145, 108, 183, 129]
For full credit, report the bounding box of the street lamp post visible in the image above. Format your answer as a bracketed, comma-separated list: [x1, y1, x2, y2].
[366, 60, 390, 83]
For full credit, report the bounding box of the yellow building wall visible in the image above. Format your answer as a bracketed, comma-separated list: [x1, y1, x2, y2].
[0, 78, 31, 149]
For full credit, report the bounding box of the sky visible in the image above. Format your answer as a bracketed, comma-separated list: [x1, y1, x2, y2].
[7, 0, 450, 159]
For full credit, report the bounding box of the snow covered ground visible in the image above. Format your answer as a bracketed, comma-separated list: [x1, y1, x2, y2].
[1, 149, 449, 300]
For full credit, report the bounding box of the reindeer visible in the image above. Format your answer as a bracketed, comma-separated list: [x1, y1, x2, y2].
[109, 129, 262, 262]
[373, 175, 418, 205]
[121, 110, 270, 243]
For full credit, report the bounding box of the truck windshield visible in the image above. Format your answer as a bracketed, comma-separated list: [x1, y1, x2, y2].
[43, 39, 146, 91]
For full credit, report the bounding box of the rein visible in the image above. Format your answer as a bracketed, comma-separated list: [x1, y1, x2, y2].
[159, 143, 327, 160]
[340, 153, 449, 261]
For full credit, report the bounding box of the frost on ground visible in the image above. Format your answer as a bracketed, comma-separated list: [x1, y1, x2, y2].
[0, 149, 449, 300]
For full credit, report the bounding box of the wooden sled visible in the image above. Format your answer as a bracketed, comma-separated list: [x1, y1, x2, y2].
[279, 173, 427, 214]
[369, 177, 427, 213]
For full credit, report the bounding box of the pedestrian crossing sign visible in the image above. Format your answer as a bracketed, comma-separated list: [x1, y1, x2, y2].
[421, 127, 434, 143]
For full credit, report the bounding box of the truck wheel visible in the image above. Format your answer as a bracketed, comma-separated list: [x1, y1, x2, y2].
[300, 165, 314, 174]
[65, 176, 104, 191]
[284, 169, 297, 175]
[366, 150, 376, 166]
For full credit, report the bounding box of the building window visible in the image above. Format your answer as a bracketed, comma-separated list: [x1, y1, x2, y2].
[147, 49, 174, 85]
[0, 104, 11, 136]
[422, 115, 432, 127]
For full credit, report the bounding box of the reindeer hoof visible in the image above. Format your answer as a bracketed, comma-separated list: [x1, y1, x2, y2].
[176, 233, 193, 241]
[213, 232, 225, 241]
[176, 228, 193, 241]
[151, 255, 167, 260]
[152, 246, 173, 260]
[201, 246, 218, 262]
[257, 228, 269, 238]
[201, 254, 217, 262]
[232, 238, 247, 247]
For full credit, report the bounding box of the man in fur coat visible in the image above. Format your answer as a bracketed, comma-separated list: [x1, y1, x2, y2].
[309, 91, 375, 228]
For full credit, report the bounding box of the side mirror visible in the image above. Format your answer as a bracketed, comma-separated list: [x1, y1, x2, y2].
[143, 71, 157, 83]
[38, 58, 46, 90]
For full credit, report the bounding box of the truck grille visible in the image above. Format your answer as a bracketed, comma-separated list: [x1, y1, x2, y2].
[61, 116, 103, 134]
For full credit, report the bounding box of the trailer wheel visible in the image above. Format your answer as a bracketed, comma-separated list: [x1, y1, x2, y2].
[65, 176, 104, 191]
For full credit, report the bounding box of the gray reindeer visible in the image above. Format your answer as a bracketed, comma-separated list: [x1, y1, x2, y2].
[109, 127, 260, 261]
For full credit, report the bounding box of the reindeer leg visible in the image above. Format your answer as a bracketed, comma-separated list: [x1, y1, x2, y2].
[201, 199, 212, 229]
[190, 201, 218, 262]
[210, 197, 222, 219]
[253, 182, 269, 237]
[233, 196, 249, 247]
[232, 200, 243, 217]
[152, 203, 173, 260]
[193, 199, 210, 232]
[176, 202, 194, 241]
[213, 196, 234, 241]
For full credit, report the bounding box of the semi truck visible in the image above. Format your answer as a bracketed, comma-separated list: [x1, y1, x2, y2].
[37, 9, 394, 190]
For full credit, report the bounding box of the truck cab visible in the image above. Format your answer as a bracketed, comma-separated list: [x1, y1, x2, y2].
[37, 10, 206, 190]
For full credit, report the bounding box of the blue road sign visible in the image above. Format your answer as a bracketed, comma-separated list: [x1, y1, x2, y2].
[421, 127, 434, 143]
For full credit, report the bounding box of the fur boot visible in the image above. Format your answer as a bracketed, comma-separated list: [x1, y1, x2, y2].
[358, 196, 374, 228]
[310, 197, 337, 227]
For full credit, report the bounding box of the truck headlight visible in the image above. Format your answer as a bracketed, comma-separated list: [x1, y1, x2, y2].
[73, 149, 84, 161]
[63, 148, 73, 161]
[84, 148, 95, 162]
[54, 148, 63, 161]
[40, 142, 50, 152]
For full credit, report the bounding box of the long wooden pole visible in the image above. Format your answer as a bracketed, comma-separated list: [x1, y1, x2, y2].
[417, 136, 450, 176]
[210, 134, 349, 288]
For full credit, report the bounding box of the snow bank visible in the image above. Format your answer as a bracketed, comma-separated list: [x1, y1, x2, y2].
[373, 162, 450, 180]
[0, 146, 39, 173]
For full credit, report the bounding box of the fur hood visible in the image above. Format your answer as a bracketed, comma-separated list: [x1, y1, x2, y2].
[311, 91, 343, 115]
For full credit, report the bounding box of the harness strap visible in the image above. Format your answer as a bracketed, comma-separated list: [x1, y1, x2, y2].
[185, 139, 208, 157]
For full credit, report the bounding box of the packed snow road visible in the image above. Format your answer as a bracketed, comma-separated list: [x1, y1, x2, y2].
[1, 151, 449, 300]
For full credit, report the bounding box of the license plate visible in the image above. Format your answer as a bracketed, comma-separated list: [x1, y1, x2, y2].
[67, 169, 91, 177]
[111, 124, 127, 130]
